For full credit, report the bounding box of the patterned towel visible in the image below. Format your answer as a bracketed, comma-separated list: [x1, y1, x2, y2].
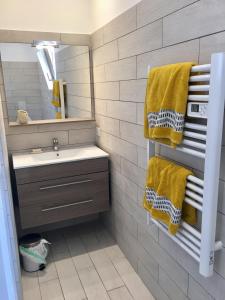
[144, 62, 194, 147]
[143, 156, 197, 235]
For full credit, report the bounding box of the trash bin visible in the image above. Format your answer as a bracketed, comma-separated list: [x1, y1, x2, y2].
[19, 233, 50, 272]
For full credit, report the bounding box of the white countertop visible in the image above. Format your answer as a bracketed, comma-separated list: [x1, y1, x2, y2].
[12, 145, 109, 169]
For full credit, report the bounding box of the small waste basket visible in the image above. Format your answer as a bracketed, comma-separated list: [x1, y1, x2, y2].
[19, 233, 50, 272]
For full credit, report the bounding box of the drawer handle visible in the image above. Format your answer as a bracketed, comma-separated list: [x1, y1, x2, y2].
[41, 199, 93, 212]
[40, 179, 92, 190]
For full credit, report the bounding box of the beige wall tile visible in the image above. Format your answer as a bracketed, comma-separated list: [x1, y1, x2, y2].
[137, 0, 197, 28]
[106, 101, 136, 123]
[103, 6, 137, 44]
[163, 1, 225, 46]
[200, 31, 225, 64]
[120, 121, 146, 147]
[69, 128, 95, 145]
[137, 103, 144, 125]
[7, 130, 68, 151]
[94, 82, 119, 100]
[188, 276, 214, 300]
[0, 29, 60, 43]
[137, 39, 199, 78]
[93, 65, 106, 82]
[96, 115, 120, 137]
[93, 40, 118, 66]
[120, 79, 146, 103]
[91, 28, 104, 50]
[105, 57, 136, 82]
[60, 33, 90, 46]
[95, 99, 108, 115]
[118, 20, 162, 59]
[159, 267, 187, 300]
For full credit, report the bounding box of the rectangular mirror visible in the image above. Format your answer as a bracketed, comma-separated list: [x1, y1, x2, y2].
[0, 42, 94, 125]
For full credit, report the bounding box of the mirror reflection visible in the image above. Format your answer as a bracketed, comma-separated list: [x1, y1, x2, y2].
[0, 42, 93, 124]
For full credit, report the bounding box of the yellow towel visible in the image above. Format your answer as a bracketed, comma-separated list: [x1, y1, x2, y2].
[144, 62, 194, 147]
[143, 156, 197, 235]
[52, 80, 62, 119]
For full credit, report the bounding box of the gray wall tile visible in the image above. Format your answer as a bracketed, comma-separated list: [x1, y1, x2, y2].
[103, 6, 137, 44]
[137, 0, 197, 28]
[105, 57, 136, 81]
[93, 40, 118, 66]
[163, 1, 225, 46]
[118, 20, 162, 59]
[94, 82, 119, 100]
[200, 31, 225, 64]
[120, 79, 146, 103]
[188, 276, 214, 300]
[137, 39, 199, 78]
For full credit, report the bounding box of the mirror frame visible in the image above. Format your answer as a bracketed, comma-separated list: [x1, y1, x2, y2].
[0, 30, 95, 126]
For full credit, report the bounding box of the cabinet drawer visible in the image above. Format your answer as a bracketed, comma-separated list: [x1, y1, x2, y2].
[17, 172, 108, 207]
[20, 190, 109, 229]
[15, 158, 108, 184]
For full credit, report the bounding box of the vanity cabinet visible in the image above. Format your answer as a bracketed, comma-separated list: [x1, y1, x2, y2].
[14, 157, 109, 229]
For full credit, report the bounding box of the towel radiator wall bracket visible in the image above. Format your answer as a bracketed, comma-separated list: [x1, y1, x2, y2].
[146, 52, 225, 278]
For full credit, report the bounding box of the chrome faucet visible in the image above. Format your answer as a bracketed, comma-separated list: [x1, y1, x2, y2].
[52, 137, 59, 151]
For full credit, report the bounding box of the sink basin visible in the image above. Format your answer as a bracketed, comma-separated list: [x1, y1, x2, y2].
[12, 145, 109, 169]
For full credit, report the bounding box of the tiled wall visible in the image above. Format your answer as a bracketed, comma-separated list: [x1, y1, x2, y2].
[0, 30, 95, 153]
[56, 45, 92, 119]
[2, 61, 43, 121]
[91, 1, 225, 299]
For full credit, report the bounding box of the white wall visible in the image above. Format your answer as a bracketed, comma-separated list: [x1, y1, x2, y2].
[91, 0, 142, 32]
[0, 0, 141, 34]
[0, 0, 92, 34]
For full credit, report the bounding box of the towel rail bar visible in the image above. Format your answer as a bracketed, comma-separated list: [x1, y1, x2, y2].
[187, 95, 209, 102]
[184, 123, 207, 131]
[188, 85, 209, 92]
[189, 74, 210, 82]
[182, 139, 206, 150]
[185, 190, 203, 203]
[191, 64, 211, 72]
[186, 182, 203, 195]
[187, 175, 204, 187]
[183, 131, 206, 141]
[184, 197, 202, 211]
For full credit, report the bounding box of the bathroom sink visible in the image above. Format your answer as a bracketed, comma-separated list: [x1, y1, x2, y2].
[12, 145, 109, 169]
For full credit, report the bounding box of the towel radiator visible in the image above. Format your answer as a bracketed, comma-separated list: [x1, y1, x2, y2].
[146, 52, 225, 277]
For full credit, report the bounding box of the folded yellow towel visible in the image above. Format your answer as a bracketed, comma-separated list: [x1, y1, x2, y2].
[52, 80, 62, 119]
[144, 62, 194, 147]
[143, 156, 197, 235]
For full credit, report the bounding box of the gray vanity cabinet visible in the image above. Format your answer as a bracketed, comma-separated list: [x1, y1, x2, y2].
[14, 158, 109, 229]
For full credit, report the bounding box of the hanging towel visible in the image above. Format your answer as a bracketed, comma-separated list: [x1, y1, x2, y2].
[51, 80, 62, 119]
[143, 156, 197, 235]
[144, 62, 194, 147]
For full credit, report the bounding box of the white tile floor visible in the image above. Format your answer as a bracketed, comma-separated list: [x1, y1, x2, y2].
[21, 221, 155, 300]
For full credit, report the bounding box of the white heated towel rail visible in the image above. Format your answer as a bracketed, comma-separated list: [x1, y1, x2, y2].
[146, 53, 225, 277]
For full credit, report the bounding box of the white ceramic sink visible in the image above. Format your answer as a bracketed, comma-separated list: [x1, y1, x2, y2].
[12, 145, 109, 169]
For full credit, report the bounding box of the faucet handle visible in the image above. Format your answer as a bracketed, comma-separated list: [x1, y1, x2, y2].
[53, 137, 58, 145]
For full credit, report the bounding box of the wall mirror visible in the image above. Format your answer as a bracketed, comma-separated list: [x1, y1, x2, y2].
[0, 41, 94, 125]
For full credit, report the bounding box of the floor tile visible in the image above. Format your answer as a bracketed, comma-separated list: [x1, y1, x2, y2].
[113, 257, 155, 300]
[38, 252, 58, 283]
[90, 248, 124, 291]
[108, 286, 133, 300]
[66, 236, 94, 270]
[55, 256, 77, 279]
[78, 266, 110, 300]
[40, 278, 64, 300]
[22, 271, 41, 300]
[59, 276, 87, 300]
